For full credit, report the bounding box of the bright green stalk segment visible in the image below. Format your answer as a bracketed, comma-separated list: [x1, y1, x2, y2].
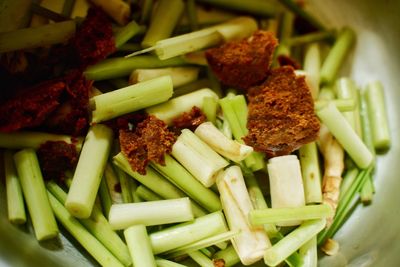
[249, 204, 332, 225]
[299, 142, 323, 204]
[13, 149, 58, 241]
[0, 20, 76, 53]
[188, 251, 214, 267]
[84, 55, 187, 81]
[314, 98, 355, 112]
[91, 75, 173, 123]
[142, 0, 185, 47]
[149, 211, 228, 254]
[66, 124, 114, 219]
[365, 81, 391, 150]
[298, 237, 318, 267]
[4, 150, 26, 224]
[278, 0, 325, 31]
[124, 225, 157, 267]
[303, 43, 321, 99]
[360, 179, 374, 204]
[186, 0, 199, 31]
[136, 185, 163, 201]
[264, 219, 326, 267]
[47, 192, 124, 267]
[213, 245, 241, 267]
[288, 31, 335, 46]
[155, 258, 187, 267]
[113, 153, 207, 217]
[0, 131, 82, 150]
[114, 20, 142, 48]
[195, 0, 277, 17]
[316, 102, 373, 169]
[151, 155, 221, 212]
[99, 175, 113, 218]
[47, 182, 132, 267]
[338, 168, 359, 202]
[318, 167, 372, 245]
[202, 96, 218, 124]
[320, 28, 356, 85]
[270, 233, 303, 267]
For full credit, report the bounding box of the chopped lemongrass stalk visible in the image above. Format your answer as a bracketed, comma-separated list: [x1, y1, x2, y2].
[303, 43, 321, 99]
[89, 0, 130, 25]
[207, 67, 223, 97]
[91, 76, 173, 123]
[0, 131, 82, 150]
[183, 50, 208, 66]
[104, 163, 123, 204]
[172, 78, 213, 97]
[195, 122, 253, 162]
[317, 103, 373, 169]
[142, 0, 185, 47]
[288, 31, 335, 46]
[249, 204, 333, 225]
[109, 198, 193, 229]
[13, 149, 58, 241]
[278, 11, 295, 43]
[213, 245, 241, 267]
[84, 55, 187, 81]
[321, 238, 340, 256]
[30, 3, 67, 22]
[318, 86, 335, 101]
[149, 211, 228, 254]
[146, 88, 218, 125]
[365, 81, 391, 151]
[202, 96, 218, 124]
[320, 28, 356, 85]
[299, 142, 323, 204]
[216, 166, 271, 265]
[99, 175, 113, 217]
[47, 192, 124, 267]
[113, 153, 207, 217]
[339, 168, 359, 202]
[178, 4, 236, 26]
[314, 98, 356, 112]
[136, 185, 163, 201]
[114, 20, 142, 48]
[267, 155, 306, 226]
[195, 0, 276, 17]
[279, 0, 325, 31]
[0, 20, 76, 53]
[264, 219, 326, 267]
[66, 124, 113, 218]
[61, 0, 75, 18]
[140, 0, 153, 24]
[151, 155, 222, 212]
[188, 251, 214, 267]
[129, 67, 200, 88]
[299, 236, 318, 267]
[47, 181, 132, 267]
[186, 0, 199, 31]
[4, 150, 26, 224]
[124, 225, 157, 267]
[156, 258, 187, 267]
[164, 230, 239, 258]
[113, 163, 133, 203]
[117, 43, 142, 52]
[172, 129, 229, 187]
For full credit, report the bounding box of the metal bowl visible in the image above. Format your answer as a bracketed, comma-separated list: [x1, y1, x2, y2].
[1, 0, 399, 266]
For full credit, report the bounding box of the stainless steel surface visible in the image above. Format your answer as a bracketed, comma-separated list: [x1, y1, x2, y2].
[1, 0, 399, 266]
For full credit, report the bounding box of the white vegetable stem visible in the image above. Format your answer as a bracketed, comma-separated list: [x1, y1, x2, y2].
[195, 122, 253, 162]
[66, 124, 113, 218]
[216, 166, 271, 265]
[109, 198, 194, 230]
[130, 67, 200, 88]
[267, 155, 306, 226]
[172, 129, 228, 187]
[124, 225, 157, 267]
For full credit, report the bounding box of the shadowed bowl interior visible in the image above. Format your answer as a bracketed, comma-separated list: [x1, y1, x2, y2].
[1, 0, 399, 266]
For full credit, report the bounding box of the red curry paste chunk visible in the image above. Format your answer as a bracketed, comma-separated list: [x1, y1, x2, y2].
[205, 30, 278, 90]
[244, 66, 320, 157]
[171, 106, 207, 133]
[119, 115, 176, 175]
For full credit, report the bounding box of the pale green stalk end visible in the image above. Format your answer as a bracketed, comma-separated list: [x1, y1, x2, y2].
[124, 225, 157, 267]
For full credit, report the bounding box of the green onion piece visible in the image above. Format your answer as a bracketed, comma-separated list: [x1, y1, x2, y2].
[99, 175, 113, 218]
[316, 103, 373, 169]
[202, 96, 218, 124]
[278, 0, 325, 31]
[0, 20, 75, 53]
[213, 245, 241, 267]
[298, 237, 318, 267]
[113, 153, 207, 217]
[314, 99, 356, 112]
[124, 225, 157, 267]
[288, 31, 335, 46]
[186, 0, 199, 31]
[140, 0, 153, 24]
[320, 28, 356, 85]
[150, 211, 228, 254]
[151, 155, 222, 212]
[299, 142, 323, 204]
[365, 81, 391, 151]
[66, 124, 114, 218]
[264, 219, 326, 267]
[136, 185, 163, 201]
[13, 149, 58, 240]
[4, 150, 26, 224]
[84, 55, 187, 81]
[91, 75, 173, 123]
[109, 198, 194, 229]
[249, 204, 333, 225]
[188, 251, 214, 267]
[114, 20, 142, 48]
[142, 0, 185, 47]
[155, 258, 187, 267]
[303, 43, 321, 99]
[47, 191, 124, 267]
[47, 181, 132, 267]
[195, 0, 276, 17]
[146, 88, 218, 125]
